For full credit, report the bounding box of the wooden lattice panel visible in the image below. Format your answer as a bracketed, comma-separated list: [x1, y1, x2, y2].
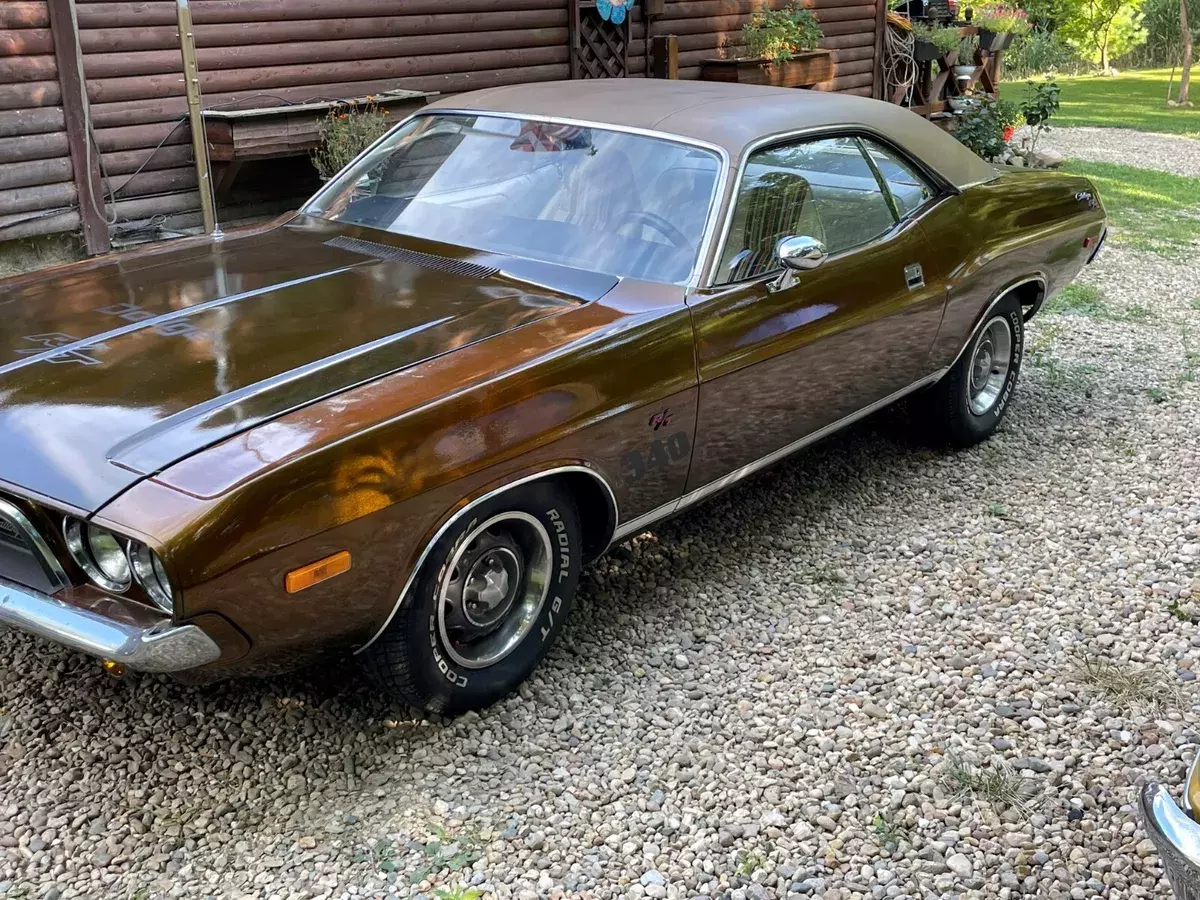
[570, 1, 630, 79]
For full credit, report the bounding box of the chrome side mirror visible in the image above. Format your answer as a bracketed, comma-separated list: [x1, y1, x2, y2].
[770, 235, 827, 292]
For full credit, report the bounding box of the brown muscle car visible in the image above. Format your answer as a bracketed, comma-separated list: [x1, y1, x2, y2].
[0, 80, 1105, 713]
[1142, 754, 1200, 898]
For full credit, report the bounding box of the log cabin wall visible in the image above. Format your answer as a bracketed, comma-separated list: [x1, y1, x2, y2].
[648, 0, 881, 94]
[0, 0, 879, 251]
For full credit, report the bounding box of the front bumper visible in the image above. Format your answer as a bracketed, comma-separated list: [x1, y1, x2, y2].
[0, 575, 219, 673]
[1141, 782, 1200, 900]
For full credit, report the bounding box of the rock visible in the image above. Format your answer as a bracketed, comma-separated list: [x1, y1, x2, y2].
[1012, 757, 1052, 773]
[946, 854, 973, 878]
[1029, 148, 1065, 169]
[641, 871, 665, 887]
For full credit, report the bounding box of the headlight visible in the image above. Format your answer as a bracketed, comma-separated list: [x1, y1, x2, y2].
[129, 542, 174, 613]
[64, 519, 132, 592]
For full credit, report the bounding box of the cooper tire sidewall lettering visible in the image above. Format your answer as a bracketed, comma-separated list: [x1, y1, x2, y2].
[969, 309, 1023, 423]
[411, 486, 580, 709]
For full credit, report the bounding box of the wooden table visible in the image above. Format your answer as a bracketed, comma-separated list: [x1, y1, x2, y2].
[203, 89, 433, 198]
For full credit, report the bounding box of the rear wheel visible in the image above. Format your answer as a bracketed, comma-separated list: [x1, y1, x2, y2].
[921, 294, 1024, 447]
[361, 482, 581, 714]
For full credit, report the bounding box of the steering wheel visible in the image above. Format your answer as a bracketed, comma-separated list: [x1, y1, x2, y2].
[616, 210, 691, 249]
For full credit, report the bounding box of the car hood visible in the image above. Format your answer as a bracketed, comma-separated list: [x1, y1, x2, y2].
[0, 217, 615, 512]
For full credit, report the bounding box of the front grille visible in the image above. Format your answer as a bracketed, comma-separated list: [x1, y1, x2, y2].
[0, 497, 69, 593]
[325, 235, 500, 280]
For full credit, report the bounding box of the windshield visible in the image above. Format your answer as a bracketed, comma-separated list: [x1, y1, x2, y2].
[303, 113, 723, 285]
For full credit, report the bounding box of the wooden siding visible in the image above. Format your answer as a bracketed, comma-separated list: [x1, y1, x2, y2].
[648, 0, 880, 94]
[0, 1, 83, 239]
[0, 0, 878, 245]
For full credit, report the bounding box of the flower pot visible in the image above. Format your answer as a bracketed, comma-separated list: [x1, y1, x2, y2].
[699, 50, 835, 88]
[913, 38, 942, 63]
[952, 64, 975, 79]
[978, 29, 1012, 51]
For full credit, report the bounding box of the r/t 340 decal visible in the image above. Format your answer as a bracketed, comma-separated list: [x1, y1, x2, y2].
[621, 430, 690, 483]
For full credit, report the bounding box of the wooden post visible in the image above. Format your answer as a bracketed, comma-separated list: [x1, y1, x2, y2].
[652, 34, 679, 79]
[46, 0, 109, 255]
[871, 0, 887, 99]
[177, 0, 221, 236]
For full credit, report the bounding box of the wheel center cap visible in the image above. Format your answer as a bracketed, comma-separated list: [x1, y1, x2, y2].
[462, 549, 520, 629]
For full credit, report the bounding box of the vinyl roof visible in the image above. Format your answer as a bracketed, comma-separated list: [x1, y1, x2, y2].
[426, 79, 998, 190]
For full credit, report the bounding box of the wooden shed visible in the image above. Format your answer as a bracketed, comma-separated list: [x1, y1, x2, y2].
[0, 0, 887, 256]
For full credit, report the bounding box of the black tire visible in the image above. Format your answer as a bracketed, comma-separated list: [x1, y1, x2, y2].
[921, 293, 1025, 447]
[361, 482, 581, 714]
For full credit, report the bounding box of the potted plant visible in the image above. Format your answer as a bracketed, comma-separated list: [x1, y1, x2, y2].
[910, 22, 960, 63]
[700, 3, 833, 88]
[953, 34, 978, 78]
[974, 4, 1030, 51]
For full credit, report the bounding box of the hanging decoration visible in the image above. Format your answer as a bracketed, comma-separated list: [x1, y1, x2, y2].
[596, 0, 631, 23]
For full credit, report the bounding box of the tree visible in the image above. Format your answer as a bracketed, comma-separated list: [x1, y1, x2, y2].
[1180, 0, 1193, 104]
[1057, 0, 1148, 71]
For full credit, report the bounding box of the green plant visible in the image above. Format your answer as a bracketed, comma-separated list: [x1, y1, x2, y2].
[1019, 78, 1061, 152]
[912, 22, 963, 53]
[1148, 385, 1172, 403]
[1048, 282, 1105, 315]
[952, 97, 1009, 159]
[736, 849, 766, 875]
[958, 33, 980, 58]
[976, 4, 1034, 33]
[433, 887, 483, 900]
[312, 102, 394, 181]
[742, 3, 824, 61]
[987, 501, 1008, 517]
[872, 812, 910, 851]
[994, 96, 1021, 129]
[944, 754, 1039, 810]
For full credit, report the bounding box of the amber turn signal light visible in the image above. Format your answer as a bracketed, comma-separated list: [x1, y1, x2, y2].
[286, 551, 351, 594]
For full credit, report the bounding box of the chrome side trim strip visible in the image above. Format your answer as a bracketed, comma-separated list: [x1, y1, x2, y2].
[612, 370, 946, 542]
[354, 464, 619, 654]
[0, 575, 219, 673]
[0, 497, 69, 590]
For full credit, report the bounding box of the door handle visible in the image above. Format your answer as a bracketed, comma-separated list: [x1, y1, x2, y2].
[904, 263, 924, 290]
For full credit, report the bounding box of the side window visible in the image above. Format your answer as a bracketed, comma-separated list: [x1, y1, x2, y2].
[860, 139, 935, 219]
[716, 136, 898, 285]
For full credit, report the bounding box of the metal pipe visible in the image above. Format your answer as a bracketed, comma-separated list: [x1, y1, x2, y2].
[176, 0, 222, 238]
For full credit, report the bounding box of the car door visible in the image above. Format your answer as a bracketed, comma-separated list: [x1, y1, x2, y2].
[685, 134, 949, 491]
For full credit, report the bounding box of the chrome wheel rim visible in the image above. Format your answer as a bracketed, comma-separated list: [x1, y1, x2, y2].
[967, 316, 1013, 416]
[436, 512, 551, 669]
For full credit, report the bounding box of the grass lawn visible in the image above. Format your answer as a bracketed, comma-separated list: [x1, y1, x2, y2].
[1002, 68, 1200, 135]
[1063, 158, 1200, 257]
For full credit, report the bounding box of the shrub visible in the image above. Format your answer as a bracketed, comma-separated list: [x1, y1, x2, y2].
[742, 3, 824, 61]
[1020, 78, 1060, 151]
[312, 102, 393, 181]
[1003, 26, 1080, 78]
[953, 97, 1010, 160]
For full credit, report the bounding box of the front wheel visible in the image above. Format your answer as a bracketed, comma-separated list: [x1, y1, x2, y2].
[920, 294, 1024, 447]
[361, 482, 581, 714]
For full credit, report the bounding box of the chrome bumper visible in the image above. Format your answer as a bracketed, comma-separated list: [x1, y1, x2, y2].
[1141, 782, 1200, 900]
[0, 575, 220, 673]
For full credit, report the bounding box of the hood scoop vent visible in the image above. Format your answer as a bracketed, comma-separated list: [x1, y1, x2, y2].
[325, 235, 500, 280]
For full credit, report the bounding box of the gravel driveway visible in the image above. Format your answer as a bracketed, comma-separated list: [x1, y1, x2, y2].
[1030, 125, 1200, 178]
[3, 210, 1200, 900]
